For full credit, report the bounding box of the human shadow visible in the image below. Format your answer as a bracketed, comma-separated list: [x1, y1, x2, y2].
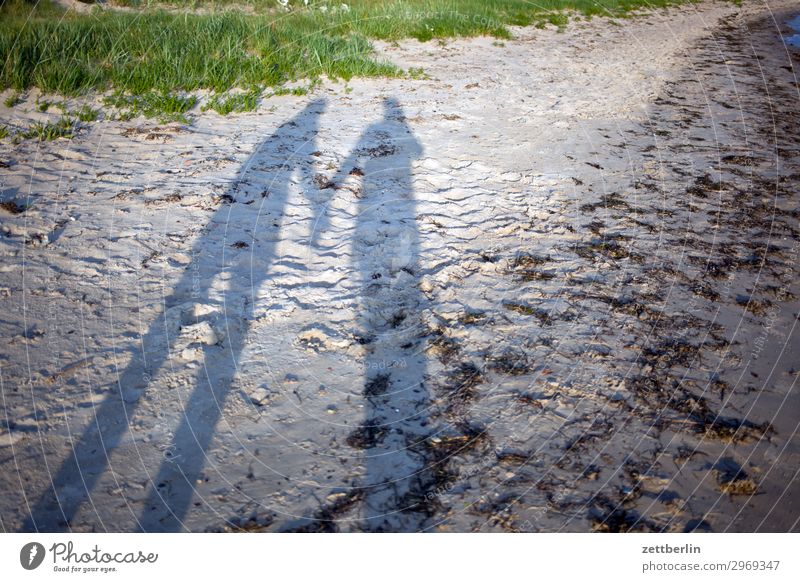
[23, 98, 327, 532]
[305, 98, 433, 531]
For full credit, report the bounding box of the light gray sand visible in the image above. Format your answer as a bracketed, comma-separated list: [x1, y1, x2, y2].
[1, 0, 799, 532]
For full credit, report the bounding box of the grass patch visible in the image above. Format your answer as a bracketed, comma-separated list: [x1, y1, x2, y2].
[21, 116, 74, 141]
[0, 124, 9, 138]
[103, 91, 198, 122]
[74, 104, 100, 122]
[0, 0, 699, 97]
[0, 0, 400, 96]
[407, 67, 430, 80]
[202, 89, 260, 115]
[4, 91, 21, 107]
[271, 86, 310, 97]
[546, 12, 569, 29]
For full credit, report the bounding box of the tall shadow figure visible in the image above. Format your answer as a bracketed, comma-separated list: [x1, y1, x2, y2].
[322, 98, 431, 531]
[23, 99, 327, 532]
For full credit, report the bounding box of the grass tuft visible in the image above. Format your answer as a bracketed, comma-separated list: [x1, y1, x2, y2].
[74, 105, 100, 122]
[4, 92, 22, 107]
[271, 86, 310, 97]
[202, 89, 260, 115]
[103, 91, 198, 123]
[21, 116, 74, 141]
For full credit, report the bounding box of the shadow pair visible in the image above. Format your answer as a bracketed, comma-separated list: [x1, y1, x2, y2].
[24, 97, 432, 532]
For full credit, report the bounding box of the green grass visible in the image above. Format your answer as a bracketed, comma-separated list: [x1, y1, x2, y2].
[75, 104, 100, 122]
[407, 67, 430, 80]
[103, 91, 198, 122]
[4, 92, 21, 107]
[0, 125, 9, 138]
[202, 89, 260, 115]
[0, 0, 699, 102]
[0, 0, 401, 96]
[21, 116, 75, 141]
[271, 86, 310, 97]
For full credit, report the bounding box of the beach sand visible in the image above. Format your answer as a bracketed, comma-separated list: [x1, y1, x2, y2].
[1, 0, 798, 532]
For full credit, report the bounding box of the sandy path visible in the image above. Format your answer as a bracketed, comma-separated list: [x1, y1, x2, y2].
[1, 0, 798, 532]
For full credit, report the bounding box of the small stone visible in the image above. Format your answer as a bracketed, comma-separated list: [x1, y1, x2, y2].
[249, 388, 270, 406]
[170, 253, 192, 266]
[499, 171, 522, 182]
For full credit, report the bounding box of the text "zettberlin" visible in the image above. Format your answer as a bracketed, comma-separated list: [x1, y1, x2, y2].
[642, 544, 701, 554]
